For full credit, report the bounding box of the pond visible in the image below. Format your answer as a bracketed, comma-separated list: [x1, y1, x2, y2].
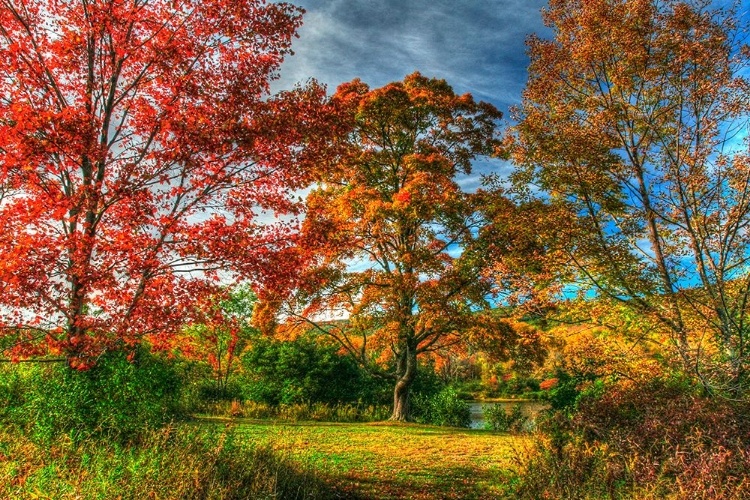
[468, 400, 548, 429]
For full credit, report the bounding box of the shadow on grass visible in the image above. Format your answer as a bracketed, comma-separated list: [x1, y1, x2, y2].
[334, 464, 509, 500]
[216, 445, 369, 500]
[198, 417, 515, 500]
[207, 416, 498, 434]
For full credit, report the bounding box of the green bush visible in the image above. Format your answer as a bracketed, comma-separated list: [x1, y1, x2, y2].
[0, 349, 185, 443]
[196, 382, 244, 404]
[483, 403, 528, 432]
[548, 383, 581, 410]
[239, 334, 390, 406]
[412, 387, 471, 427]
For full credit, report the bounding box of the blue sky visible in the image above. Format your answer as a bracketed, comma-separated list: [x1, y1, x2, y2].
[274, 0, 550, 189]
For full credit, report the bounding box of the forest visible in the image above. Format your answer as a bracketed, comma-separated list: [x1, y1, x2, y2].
[0, 0, 748, 498]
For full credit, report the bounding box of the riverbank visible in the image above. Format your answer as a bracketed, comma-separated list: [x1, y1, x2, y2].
[468, 399, 549, 429]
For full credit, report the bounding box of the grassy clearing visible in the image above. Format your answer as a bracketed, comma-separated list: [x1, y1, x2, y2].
[218, 418, 526, 499]
[0, 417, 525, 499]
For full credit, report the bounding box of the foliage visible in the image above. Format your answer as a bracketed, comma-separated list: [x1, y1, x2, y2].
[0, 423, 345, 500]
[492, 373, 542, 398]
[512, 376, 750, 499]
[412, 387, 471, 428]
[483, 403, 528, 433]
[240, 333, 388, 406]
[510, 0, 750, 396]
[271, 71, 542, 420]
[446, 350, 550, 399]
[204, 400, 392, 423]
[0, 0, 333, 366]
[538, 317, 667, 411]
[181, 284, 259, 398]
[545, 373, 581, 411]
[538, 378, 558, 391]
[435, 352, 483, 384]
[0, 350, 184, 443]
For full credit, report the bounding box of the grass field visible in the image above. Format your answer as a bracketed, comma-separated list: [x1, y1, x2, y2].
[1, 418, 525, 499]
[217, 418, 525, 499]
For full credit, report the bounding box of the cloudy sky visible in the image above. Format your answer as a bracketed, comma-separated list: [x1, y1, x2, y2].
[276, 0, 550, 108]
[274, 0, 551, 187]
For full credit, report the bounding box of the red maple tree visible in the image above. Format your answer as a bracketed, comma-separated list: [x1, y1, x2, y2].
[0, 0, 331, 367]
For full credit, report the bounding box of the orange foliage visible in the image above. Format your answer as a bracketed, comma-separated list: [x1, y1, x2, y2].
[511, 0, 750, 395]
[263, 73, 544, 418]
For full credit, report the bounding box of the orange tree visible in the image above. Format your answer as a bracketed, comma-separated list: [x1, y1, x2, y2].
[511, 0, 750, 396]
[265, 73, 541, 420]
[0, 0, 333, 368]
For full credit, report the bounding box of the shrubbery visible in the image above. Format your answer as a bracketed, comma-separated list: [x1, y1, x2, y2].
[483, 403, 528, 432]
[203, 400, 392, 422]
[239, 334, 390, 406]
[512, 376, 750, 499]
[0, 349, 185, 443]
[412, 387, 471, 428]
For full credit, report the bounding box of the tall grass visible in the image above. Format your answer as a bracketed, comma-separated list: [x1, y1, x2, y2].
[0, 352, 186, 444]
[0, 423, 352, 499]
[203, 400, 392, 422]
[507, 378, 750, 499]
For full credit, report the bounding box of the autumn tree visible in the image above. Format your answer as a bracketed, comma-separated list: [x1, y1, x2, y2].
[0, 0, 332, 368]
[271, 73, 540, 421]
[511, 0, 750, 395]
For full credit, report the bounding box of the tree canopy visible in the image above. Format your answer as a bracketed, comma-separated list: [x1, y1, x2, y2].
[511, 0, 750, 395]
[0, 0, 333, 367]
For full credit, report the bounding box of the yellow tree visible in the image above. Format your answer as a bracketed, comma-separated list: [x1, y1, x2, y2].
[511, 0, 750, 395]
[269, 73, 540, 420]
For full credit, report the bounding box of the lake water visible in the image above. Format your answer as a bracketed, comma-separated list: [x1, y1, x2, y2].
[468, 400, 548, 429]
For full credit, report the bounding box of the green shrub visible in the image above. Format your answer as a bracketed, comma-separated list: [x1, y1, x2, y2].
[545, 372, 581, 411]
[197, 382, 244, 404]
[0, 349, 185, 443]
[412, 387, 471, 427]
[483, 403, 528, 432]
[239, 334, 390, 406]
[497, 375, 541, 396]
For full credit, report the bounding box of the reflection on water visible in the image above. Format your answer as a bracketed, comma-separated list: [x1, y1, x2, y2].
[468, 400, 548, 429]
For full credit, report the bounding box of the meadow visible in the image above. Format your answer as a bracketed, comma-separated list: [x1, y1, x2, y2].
[224, 419, 522, 499]
[1, 418, 523, 500]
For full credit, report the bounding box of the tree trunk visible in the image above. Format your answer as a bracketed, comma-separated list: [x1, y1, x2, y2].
[390, 345, 417, 421]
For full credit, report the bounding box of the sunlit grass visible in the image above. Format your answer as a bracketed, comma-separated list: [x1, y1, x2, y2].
[222, 418, 526, 499]
[1, 418, 526, 499]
